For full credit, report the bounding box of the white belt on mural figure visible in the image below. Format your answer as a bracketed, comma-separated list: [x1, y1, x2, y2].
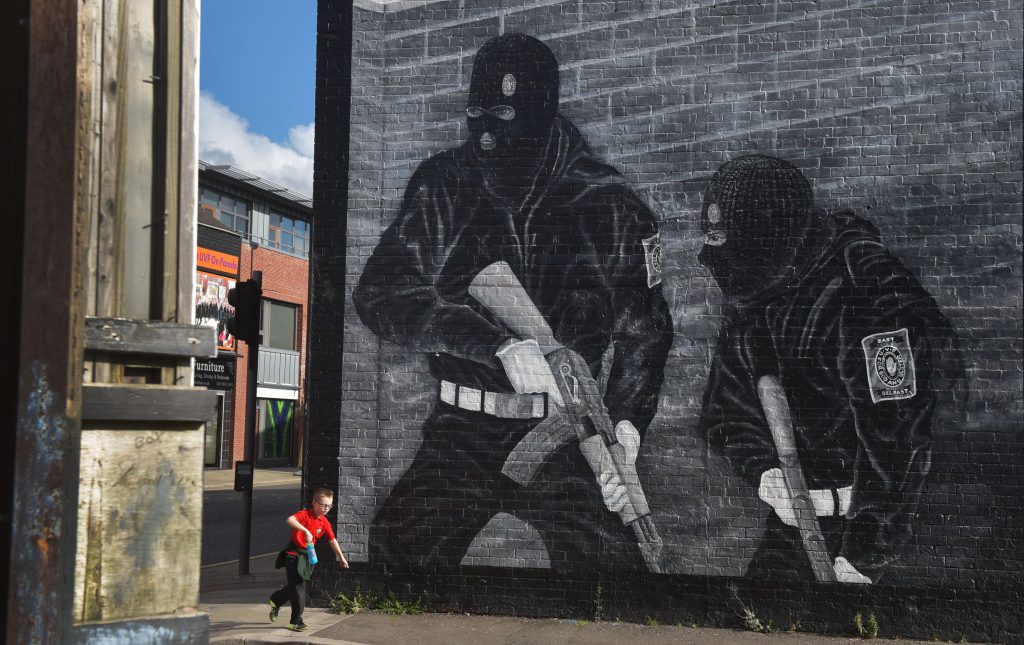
[439, 380, 547, 419]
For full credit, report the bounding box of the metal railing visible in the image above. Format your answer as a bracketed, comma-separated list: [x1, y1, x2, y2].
[257, 346, 300, 389]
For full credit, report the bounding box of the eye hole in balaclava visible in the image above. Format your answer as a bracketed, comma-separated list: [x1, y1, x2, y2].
[697, 155, 814, 299]
[467, 34, 559, 167]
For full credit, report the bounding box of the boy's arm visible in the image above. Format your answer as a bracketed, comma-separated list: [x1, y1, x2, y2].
[328, 538, 349, 568]
[286, 514, 312, 544]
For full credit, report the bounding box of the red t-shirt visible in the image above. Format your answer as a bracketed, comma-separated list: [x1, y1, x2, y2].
[289, 508, 335, 550]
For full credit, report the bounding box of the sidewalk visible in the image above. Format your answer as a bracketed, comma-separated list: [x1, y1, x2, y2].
[204, 466, 302, 492]
[201, 465, 302, 591]
[199, 470, 975, 644]
[200, 557, 943, 645]
[201, 586, 942, 645]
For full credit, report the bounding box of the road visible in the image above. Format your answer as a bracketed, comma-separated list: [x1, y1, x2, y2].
[202, 482, 303, 565]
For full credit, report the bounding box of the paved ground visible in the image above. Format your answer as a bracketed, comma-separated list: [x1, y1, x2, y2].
[313, 613, 945, 645]
[202, 467, 302, 566]
[199, 468, 979, 645]
[200, 579, 947, 645]
[199, 546, 961, 645]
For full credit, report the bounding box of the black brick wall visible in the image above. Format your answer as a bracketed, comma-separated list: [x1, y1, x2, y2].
[310, 0, 1023, 639]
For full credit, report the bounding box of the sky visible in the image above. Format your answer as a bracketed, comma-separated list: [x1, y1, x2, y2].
[199, 0, 317, 196]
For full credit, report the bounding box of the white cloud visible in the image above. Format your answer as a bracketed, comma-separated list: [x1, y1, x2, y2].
[288, 122, 316, 159]
[198, 92, 314, 197]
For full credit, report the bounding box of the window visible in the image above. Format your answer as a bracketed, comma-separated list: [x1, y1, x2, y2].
[267, 210, 311, 258]
[258, 399, 294, 464]
[261, 300, 298, 351]
[200, 186, 250, 235]
[204, 394, 225, 467]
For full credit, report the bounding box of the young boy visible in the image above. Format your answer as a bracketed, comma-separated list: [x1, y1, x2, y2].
[268, 486, 349, 632]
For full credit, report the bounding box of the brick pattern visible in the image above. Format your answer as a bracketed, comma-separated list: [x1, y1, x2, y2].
[310, 0, 1023, 635]
[228, 242, 310, 467]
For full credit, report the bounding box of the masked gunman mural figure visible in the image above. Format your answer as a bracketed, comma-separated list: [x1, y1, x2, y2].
[353, 34, 673, 572]
[698, 155, 958, 584]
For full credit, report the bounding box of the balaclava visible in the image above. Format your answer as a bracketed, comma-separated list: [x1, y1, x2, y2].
[467, 34, 560, 177]
[698, 155, 814, 299]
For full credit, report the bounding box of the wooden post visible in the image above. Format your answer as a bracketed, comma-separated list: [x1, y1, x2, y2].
[8, 0, 92, 641]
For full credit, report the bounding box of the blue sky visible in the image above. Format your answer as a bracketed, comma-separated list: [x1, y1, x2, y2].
[199, 0, 317, 195]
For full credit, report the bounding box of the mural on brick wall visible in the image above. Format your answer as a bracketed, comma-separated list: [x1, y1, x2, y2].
[697, 154, 960, 584]
[353, 34, 673, 572]
[317, 0, 1022, 594]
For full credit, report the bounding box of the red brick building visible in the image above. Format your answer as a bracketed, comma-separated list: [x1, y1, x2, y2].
[196, 161, 312, 469]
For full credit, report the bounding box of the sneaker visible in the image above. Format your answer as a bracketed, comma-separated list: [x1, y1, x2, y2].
[287, 620, 308, 632]
[268, 600, 279, 623]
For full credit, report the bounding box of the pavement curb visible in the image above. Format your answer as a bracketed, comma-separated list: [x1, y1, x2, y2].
[209, 616, 363, 645]
[211, 638, 356, 645]
[201, 580, 282, 593]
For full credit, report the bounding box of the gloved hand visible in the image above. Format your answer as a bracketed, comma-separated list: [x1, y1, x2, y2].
[833, 556, 871, 584]
[614, 419, 640, 463]
[759, 469, 872, 584]
[599, 420, 641, 512]
[758, 467, 848, 526]
[758, 468, 797, 526]
[495, 339, 564, 406]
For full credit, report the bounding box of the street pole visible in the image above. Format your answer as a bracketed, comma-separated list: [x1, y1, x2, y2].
[239, 271, 262, 575]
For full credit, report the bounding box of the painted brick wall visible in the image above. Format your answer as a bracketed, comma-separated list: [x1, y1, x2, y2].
[310, 0, 1023, 639]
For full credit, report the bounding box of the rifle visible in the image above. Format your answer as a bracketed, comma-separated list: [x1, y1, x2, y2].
[468, 261, 663, 572]
[756, 375, 837, 583]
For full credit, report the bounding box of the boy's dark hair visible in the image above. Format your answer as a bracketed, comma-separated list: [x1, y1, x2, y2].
[312, 486, 334, 500]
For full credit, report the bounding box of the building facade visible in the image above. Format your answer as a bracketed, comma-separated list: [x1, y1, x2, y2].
[197, 161, 313, 470]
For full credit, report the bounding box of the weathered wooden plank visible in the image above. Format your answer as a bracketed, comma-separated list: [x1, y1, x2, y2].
[82, 0, 103, 319]
[173, 0, 201, 392]
[82, 385, 219, 423]
[75, 428, 204, 621]
[119, 0, 159, 320]
[160, 0, 180, 324]
[95, 0, 124, 321]
[84, 317, 216, 358]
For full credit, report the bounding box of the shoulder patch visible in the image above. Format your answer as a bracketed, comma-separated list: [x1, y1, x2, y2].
[861, 328, 916, 403]
[642, 232, 663, 288]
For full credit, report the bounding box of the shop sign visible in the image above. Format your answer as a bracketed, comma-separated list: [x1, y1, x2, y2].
[195, 270, 237, 352]
[197, 247, 240, 276]
[195, 356, 236, 390]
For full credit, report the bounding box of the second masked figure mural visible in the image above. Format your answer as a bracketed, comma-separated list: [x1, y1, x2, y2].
[698, 155, 958, 584]
[352, 33, 961, 580]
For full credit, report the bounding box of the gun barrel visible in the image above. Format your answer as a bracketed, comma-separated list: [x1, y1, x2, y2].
[757, 375, 838, 583]
[468, 261, 560, 353]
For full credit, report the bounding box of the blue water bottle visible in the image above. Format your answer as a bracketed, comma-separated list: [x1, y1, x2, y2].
[306, 541, 318, 565]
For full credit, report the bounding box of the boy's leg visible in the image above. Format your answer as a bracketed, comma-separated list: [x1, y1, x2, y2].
[269, 582, 290, 611]
[269, 554, 296, 612]
[283, 556, 305, 624]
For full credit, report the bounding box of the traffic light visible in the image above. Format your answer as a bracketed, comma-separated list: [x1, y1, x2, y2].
[226, 275, 262, 344]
